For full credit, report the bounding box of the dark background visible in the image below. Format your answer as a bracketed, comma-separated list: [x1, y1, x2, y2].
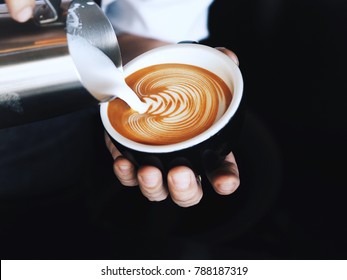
[205, 0, 347, 258]
[1, 0, 346, 260]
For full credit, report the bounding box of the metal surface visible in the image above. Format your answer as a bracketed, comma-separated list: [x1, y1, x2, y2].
[67, 0, 122, 69]
[0, 0, 122, 128]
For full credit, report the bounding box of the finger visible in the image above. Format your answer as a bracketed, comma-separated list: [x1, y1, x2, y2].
[104, 132, 122, 160]
[105, 133, 138, 186]
[5, 0, 35, 22]
[113, 156, 138, 186]
[137, 166, 168, 201]
[215, 47, 239, 66]
[167, 166, 203, 207]
[206, 152, 240, 195]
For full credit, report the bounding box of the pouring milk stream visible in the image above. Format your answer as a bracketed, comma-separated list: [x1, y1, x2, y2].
[67, 35, 149, 114]
[66, 1, 148, 113]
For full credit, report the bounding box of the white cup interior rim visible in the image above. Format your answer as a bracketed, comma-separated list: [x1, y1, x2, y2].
[100, 44, 243, 153]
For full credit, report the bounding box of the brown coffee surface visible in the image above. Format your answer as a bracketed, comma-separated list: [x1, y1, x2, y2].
[108, 63, 232, 145]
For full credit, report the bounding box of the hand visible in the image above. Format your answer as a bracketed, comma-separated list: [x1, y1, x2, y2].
[5, 0, 35, 22]
[106, 133, 240, 207]
[105, 41, 241, 207]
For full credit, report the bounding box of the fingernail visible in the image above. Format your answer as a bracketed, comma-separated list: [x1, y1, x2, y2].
[139, 174, 159, 187]
[219, 182, 237, 194]
[171, 172, 191, 189]
[15, 7, 33, 23]
[118, 164, 130, 173]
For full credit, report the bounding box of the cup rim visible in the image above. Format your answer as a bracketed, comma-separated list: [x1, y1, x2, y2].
[100, 43, 243, 153]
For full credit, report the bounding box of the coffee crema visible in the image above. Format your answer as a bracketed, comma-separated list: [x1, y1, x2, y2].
[108, 63, 232, 145]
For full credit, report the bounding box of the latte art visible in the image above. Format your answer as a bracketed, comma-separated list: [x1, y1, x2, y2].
[108, 63, 232, 145]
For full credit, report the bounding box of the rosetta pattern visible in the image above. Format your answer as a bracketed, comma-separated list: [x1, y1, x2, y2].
[108, 63, 232, 145]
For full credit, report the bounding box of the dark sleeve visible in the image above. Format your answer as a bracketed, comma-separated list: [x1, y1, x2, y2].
[0, 106, 105, 198]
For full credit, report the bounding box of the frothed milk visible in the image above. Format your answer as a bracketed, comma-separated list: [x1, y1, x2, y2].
[67, 35, 148, 113]
[66, 1, 147, 113]
[108, 63, 233, 145]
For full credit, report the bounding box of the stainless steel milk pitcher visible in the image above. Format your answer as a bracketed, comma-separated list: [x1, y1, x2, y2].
[0, 0, 121, 128]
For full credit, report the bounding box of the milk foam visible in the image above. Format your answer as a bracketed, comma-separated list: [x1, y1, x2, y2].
[67, 35, 148, 113]
[108, 63, 232, 145]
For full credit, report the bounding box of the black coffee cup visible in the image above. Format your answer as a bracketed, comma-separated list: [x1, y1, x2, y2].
[100, 44, 244, 175]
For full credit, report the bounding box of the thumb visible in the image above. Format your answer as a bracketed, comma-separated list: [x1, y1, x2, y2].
[5, 0, 35, 22]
